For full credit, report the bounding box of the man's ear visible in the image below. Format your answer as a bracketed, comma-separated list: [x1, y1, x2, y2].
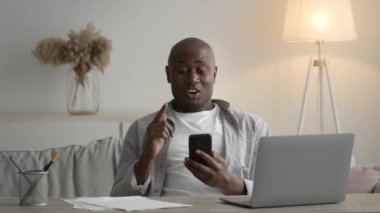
[165, 66, 171, 83]
[213, 66, 218, 83]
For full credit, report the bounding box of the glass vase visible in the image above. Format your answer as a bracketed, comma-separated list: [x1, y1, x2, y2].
[66, 69, 100, 115]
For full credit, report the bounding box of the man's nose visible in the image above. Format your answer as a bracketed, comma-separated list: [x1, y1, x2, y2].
[187, 69, 200, 83]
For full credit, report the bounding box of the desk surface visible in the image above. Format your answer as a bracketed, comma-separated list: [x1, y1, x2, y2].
[1, 194, 380, 213]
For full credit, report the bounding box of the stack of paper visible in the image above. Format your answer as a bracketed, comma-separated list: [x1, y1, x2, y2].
[63, 196, 191, 211]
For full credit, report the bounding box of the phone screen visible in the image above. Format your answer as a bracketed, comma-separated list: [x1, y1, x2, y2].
[188, 134, 212, 165]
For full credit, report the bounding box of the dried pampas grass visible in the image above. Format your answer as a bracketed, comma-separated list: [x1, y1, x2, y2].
[32, 23, 112, 84]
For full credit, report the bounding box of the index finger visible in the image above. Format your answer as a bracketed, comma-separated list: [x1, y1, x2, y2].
[153, 103, 167, 123]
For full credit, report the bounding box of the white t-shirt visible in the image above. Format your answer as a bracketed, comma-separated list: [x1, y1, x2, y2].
[162, 104, 225, 196]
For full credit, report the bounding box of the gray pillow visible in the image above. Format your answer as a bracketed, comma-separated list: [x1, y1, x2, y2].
[347, 165, 380, 193]
[374, 181, 380, 193]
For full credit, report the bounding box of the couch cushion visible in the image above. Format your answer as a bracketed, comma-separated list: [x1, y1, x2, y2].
[347, 165, 380, 193]
[0, 137, 122, 198]
[375, 182, 380, 193]
[73, 137, 122, 197]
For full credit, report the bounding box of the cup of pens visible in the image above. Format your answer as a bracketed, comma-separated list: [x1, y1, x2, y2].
[9, 151, 59, 206]
[18, 170, 48, 206]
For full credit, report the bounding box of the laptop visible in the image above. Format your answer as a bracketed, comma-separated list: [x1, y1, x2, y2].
[221, 133, 354, 208]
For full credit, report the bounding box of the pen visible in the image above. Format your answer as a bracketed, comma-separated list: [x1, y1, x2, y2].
[8, 156, 25, 173]
[8, 156, 34, 184]
[43, 151, 59, 171]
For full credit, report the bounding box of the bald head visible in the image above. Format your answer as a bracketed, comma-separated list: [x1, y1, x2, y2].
[165, 37, 218, 112]
[168, 37, 215, 66]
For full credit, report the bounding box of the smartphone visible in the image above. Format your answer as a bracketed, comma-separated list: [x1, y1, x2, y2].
[188, 134, 212, 165]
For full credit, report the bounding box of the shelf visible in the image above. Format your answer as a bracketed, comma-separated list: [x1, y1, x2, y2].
[0, 113, 145, 123]
[0, 113, 146, 145]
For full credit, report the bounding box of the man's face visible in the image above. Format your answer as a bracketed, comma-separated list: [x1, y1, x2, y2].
[166, 45, 217, 113]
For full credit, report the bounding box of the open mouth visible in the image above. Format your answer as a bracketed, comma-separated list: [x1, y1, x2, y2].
[187, 88, 200, 97]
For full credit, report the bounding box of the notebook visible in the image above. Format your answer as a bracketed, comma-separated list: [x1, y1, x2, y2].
[221, 133, 354, 208]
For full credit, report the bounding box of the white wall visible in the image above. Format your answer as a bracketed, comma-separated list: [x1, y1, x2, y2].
[0, 0, 379, 165]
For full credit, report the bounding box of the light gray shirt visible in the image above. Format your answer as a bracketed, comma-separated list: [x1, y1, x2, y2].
[110, 99, 269, 196]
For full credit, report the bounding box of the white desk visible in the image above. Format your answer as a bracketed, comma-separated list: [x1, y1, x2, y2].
[1, 194, 380, 213]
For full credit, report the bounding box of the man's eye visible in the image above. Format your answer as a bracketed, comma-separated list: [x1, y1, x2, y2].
[177, 68, 188, 73]
[197, 66, 209, 74]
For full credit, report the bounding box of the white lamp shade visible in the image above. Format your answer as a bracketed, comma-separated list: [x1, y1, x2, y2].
[283, 0, 357, 42]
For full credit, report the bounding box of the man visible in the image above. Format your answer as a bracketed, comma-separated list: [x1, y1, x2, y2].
[111, 37, 269, 196]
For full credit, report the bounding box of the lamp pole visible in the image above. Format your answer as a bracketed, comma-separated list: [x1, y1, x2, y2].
[297, 41, 342, 134]
[314, 40, 325, 133]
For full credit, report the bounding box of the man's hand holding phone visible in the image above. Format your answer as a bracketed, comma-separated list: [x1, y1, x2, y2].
[184, 133, 247, 195]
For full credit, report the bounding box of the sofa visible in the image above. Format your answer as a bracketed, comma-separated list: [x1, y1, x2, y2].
[1, 136, 379, 197]
[0, 137, 122, 198]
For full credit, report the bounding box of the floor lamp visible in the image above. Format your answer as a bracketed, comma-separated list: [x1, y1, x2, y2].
[282, 0, 357, 134]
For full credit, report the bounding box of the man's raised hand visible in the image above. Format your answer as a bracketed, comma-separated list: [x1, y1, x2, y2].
[143, 103, 174, 160]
